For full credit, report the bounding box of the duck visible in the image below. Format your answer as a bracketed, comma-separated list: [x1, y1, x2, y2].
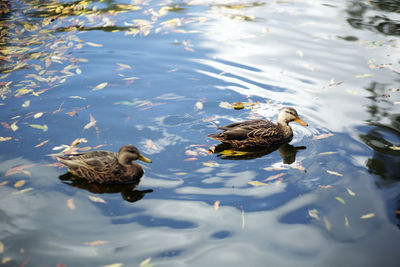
[56, 144, 151, 184]
[208, 107, 308, 149]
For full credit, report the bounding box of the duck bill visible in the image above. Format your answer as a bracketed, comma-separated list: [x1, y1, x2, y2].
[294, 117, 308, 126]
[138, 154, 152, 163]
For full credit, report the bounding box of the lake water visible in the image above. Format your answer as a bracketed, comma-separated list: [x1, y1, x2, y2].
[1, 0, 400, 266]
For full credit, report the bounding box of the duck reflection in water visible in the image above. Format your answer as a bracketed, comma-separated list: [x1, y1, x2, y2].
[59, 173, 153, 203]
[210, 143, 306, 163]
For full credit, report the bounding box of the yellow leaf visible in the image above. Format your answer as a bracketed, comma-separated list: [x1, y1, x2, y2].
[33, 112, 44, 119]
[84, 240, 108, 246]
[326, 170, 343, 176]
[12, 187, 33, 195]
[0, 181, 8, 186]
[355, 73, 374, 78]
[10, 121, 18, 132]
[308, 209, 320, 220]
[360, 213, 375, 219]
[0, 136, 12, 142]
[29, 124, 48, 132]
[318, 151, 338, 156]
[323, 216, 331, 231]
[0, 240, 3, 253]
[139, 257, 153, 267]
[335, 196, 346, 204]
[248, 181, 268, 186]
[103, 264, 123, 267]
[214, 200, 220, 211]
[345, 216, 350, 228]
[389, 146, 400, 150]
[88, 195, 106, 204]
[174, 172, 187, 175]
[14, 180, 25, 188]
[202, 161, 219, 167]
[35, 139, 49, 148]
[67, 198, 75, 210]
[93, 82, 108, 91]
[116, 63, 131, 69]
[346, 188, 356, 196]
[86, 42, 103, 47]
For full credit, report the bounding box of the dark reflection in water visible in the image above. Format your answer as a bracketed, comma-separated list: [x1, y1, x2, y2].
[211, 142, 306, 164]
[346, 0, 400, 35]
[59, 173, 153, 203]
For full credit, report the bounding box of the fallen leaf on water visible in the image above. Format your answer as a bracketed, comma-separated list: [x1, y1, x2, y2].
[139, 257, 153, 267]
[11, 121, 18, 131]
[88, 196, 106, 204]
[355, 73, 374, 78]
[195, 101, 203, 111]
[184, 157, 197, 161]
[103, 264, 123, 267]
[323, 216, 332, 231]
[116, 63, 131, 70]
[174, 172, 187, 175]
[71, 138, 88, 147]
[308, 209, 320, 220]
[214, 200, 220, 211]
[203, 161, 219, 167]
[248, 181, 268, 186]
[84, 114, 97, 130]
[86, 42, 103, 47]
[69, 96, 86, 100]
[313, 133, 334, 140]
[345, 216, 350, 228]
[360, 213, 375, 219]
[326, 170, 343, 176]
[34, 139, 49, 148]
[29, 124, 48, 132]
[389, 146, 400, 151]
[84, 240, 108, 246]
[335, 196, 346, 204]
[263, 166, 288, 171]
[291, 163, 306, 172]
[1, 257, 11, 264]
[232, 102, 245, 110]
[346, 188, 356, 196]
[92, 82, 108, 91]
[319, 185, 332, 189]
[67, 198, 75, 210]
[22, 100, 30, 108]
[5, 164, 35, 177]
[14, 180, 26, 188]
[264, 173, 286, 182]
[12, 188, 33, 195]
[0, 136, 12, 142]
[0, 181, 8, 186]
[33, 112, 44, 119]
[318, 151, 338, 156]
[0, 241, 3, 253]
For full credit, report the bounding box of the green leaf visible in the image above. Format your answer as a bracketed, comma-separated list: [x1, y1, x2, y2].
[335, 196, 346, 204]
[29, 124, 48, 132]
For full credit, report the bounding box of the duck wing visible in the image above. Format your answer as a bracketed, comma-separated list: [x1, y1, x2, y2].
[209, 120, 277, 141]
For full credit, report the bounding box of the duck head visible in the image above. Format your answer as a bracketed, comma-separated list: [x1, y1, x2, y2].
[118, 145, 152, 166]
[277, 107, 308, 126]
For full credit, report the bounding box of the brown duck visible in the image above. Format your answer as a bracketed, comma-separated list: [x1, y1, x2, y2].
[57, 145, 151, 184]
[208, 107, 308, 149]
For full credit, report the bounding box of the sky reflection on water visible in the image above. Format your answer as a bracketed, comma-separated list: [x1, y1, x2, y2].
[1, 0, 400, 266]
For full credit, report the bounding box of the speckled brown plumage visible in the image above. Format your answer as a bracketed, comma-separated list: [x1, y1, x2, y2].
[208, 107, 307, 149]
[57, 145, 151, 184]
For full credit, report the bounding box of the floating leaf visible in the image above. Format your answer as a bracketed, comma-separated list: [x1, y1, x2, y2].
[86, 42, 103, 47]
[313, 133, 334, 140]
[355, 73, 374, 78]
[69, 96, 86, 100]
[114, 101, 136, 106]
[174, 172, 187, 175]
[84, 240, 108, 246]
[263, 166, 288, 171]
[264, 173, 286, 182]
[291, 163, 306, 172]
[326, 170, 343, 176]
[214, 200, 220, 211]
[67, 198, 75, 210]
[10, 121, 18, 131]
[345, 216, 350, 228]
[88, 196, 106, 204]
[308, 209, 320, 220]
[0, 136, 12, 142]
[103, 264, 123, 267]
[195, 101, 203, 111]
[360, 213, 375, 219]
[232, 102, 245, 110]
[84, 114, 97, 130]
[12, 187, 33, 195]
[29, 124, 48, 132]
[248, 181, 268, 186]
[389, 146, 400, 151]
[0, 181, 8, 186]
[116, 63, 131, 69]
[318, 151, 338, 156]
[14, 180, 26, 188]
[22, 100, 30, 108]
[5, 164, 35, 177]
[335, 196, 346, 204]
[323, 216, 331, 231]
[346, 188, 356, 196]
[319, 185, 332, 189]
[33, 112, 44, 119]
[0, 241, 3, 254]
[139, 257, 154, 267]
[202, 161, 219, 167]
[92, 82, 108, 91]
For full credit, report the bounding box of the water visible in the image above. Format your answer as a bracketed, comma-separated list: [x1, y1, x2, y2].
[1, 0, 400, 266]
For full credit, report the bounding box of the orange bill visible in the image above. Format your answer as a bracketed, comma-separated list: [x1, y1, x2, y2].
[294, 117, 308, 126]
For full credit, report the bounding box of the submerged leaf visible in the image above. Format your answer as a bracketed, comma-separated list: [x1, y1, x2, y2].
[323, 216, 331, 231]
[345, 216, 350, 228]
[84, 114, 97, 130]
[335, 196, 346, 204]
[346, 188, 356, 196]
